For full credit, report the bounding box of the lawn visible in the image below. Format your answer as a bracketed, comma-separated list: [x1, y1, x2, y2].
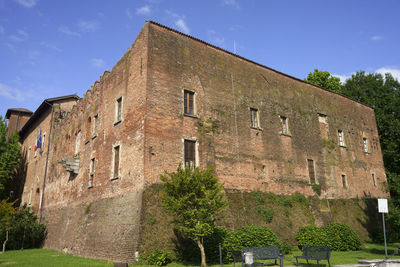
[0, 243, 399, 266]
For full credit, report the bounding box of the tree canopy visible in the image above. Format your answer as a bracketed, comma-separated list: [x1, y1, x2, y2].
[160, 166, 227, 267]
[305, 69, 343, 94]
[0, 116, 21, 200]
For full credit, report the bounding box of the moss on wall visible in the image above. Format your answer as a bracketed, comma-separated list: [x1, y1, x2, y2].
[139, 184, 378, 254]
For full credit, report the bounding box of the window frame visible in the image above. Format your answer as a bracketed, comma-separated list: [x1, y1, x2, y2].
[111, 145, 120, 180]
[114, 96, 123, 125]
[371, 172, 376, 187]
[363, 137, 369, 153]
[92, 114, 98, 138]
[307, 159, 317, 184]
[88, 157, 95, 188]
[338, 130, 345, 147]
[183, 90, 195, 116]
[341, 174, 348, 189]
[280, 115, 289, 135]
[184, 139, 197, 168]
[250, 108, 260, 129]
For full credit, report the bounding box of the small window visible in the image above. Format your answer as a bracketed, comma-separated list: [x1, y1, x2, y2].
[75, 130, 81, 155]
[280, 116, 288, 135]
[184, 90, 195, 116]
[341, 174, 348, 188]
[363, 138, 369, 153]
[42, 133, 46, 152]
[92, 114, 98, 137]
[338, 130, 345, 147]
[89, 158, 95, 188]
[184, 139, 196, 168]
[250, 108, 259, 129]
[113, 145, 120, 179]
[371, 173, 376, 187]
[115, 97, 122, 123]
[27, 147, 31, 162]
[307, 159, 316, 184]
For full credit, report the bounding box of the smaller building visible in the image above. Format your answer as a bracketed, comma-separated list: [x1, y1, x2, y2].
[5, 108, 32, 138]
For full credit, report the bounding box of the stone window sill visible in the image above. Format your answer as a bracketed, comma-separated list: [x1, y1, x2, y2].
[110, 176, 119, 181]
[184, 114, 198, 119]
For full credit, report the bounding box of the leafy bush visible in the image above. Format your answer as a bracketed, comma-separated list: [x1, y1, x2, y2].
[291, 192, 308, 204]
[296, 223, 361, 251]
[0, 206, 46, 250]
[223, 225, 282, 261]
[323, 223, 362, 251]
[140, 249, 177, 266]
[252, 191, 265, 204]
[255, 206, 274, 223]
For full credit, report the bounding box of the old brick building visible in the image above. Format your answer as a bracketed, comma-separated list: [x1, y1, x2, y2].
[6, 21, 388, 262]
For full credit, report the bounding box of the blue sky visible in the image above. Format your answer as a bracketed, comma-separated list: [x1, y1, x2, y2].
[1, 0, 400, 118]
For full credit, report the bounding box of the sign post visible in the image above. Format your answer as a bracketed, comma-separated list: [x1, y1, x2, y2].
[378, 198, 388, 259]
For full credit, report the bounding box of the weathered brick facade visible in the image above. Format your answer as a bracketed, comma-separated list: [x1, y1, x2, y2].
[8, 21, 388, 262]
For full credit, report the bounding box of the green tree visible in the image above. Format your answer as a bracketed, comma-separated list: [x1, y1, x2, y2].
[0, 116, 22, 200]
[160, 166, 227, 267]
[305, 69, 343, 94]
[0, 199, 16, 253]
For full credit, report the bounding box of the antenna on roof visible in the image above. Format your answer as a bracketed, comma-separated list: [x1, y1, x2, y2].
[233, 40, 237, 54]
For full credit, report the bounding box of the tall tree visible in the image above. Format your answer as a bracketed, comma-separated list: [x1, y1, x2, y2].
[160, 166, 227, 267]
[342, 72, 400, 204]
[305, 69, 343, 94]
[0, 116, 21, 200]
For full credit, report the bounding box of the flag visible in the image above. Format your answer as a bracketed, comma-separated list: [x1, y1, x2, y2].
[34, 131, 42, 152]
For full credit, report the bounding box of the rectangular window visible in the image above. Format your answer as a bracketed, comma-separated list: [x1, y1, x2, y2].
[75, 131, 81, 155]
[280, 116, 288, 135]
[184, 90, 194, 115]
[318, 113, 327, 124]
[307, 159, 316, 184]
[184, 140, 196, 168]
[250, 108, 259, 128]
[363, 138, 368, 153]
[42, 133, 46, 152]
[89, 158, 95, 188]
[92, 114, 98, 137]
[372, 173, 376, 187]
[338, 130, 345, 147]
[115, 97, 122, 123]
[27, 147, 31, 162]
[113, 146, 120, 178]
[341, 174, 347, 188]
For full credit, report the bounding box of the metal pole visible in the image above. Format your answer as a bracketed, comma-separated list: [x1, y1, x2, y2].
[279, 253, 284, 267]
[219, 243, 223, 267]
[382, 212, 388, 259]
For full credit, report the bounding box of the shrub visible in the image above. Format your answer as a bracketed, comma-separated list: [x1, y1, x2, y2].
[140, 249, 177, 266]
[291, 192, 308, 204]
[323, 223, 362, 251]
[252, 191, 265, 204]
[296, 223, 361, 251]
[312, 184, 321, 196]
[255, 206, 274, 223]
[0, 206, 46, 250]
[223, 225, 281, 261]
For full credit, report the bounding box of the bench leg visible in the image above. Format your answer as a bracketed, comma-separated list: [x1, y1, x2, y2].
[317, 260, 319, 266]
[328, 259, 331, 267]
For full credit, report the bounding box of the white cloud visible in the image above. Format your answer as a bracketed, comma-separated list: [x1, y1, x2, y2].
[136, 5, 151, 15]
[40, 41, 62, 52]
[175, 19, 189, 34]
[0, 82, 33, 102]
[332, 74, 351, 84]
[14, 0, 37, 8]
[91, 58, 105, 68]
[376, 67, 400, 81]
[78, 20, 99, 32]
[166, 11, 190, 34]
[9, 29, 28, 42]
[58, 26, 80, 37]
[371, 35, 383, 41]
[126, 8, 133, 19]
[222, 0, 239, 8]
[0, 26, 4, 34]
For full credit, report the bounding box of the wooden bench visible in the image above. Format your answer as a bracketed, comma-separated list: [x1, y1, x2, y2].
[294, 246, 331, 267]
[241, 246, 281, 267]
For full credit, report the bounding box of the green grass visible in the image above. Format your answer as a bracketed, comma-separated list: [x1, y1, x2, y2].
[0, 243, 399, 266]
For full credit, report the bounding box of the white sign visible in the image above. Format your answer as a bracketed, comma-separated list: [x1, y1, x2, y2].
[378, 198, 388, 213]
